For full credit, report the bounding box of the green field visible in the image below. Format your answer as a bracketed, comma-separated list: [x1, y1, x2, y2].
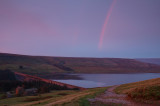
[0, 87, 107, 106]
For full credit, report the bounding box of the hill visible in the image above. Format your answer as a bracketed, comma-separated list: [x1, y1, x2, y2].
[14, 72, 85, 90]
[0, 70, 84, 93]
[115, 78, 160, 104]
[115, 78, 160, 94]
[136, 58, 160, 65]
[0, 53, 160, 77]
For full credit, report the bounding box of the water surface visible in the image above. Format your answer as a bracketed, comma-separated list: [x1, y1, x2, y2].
[53, 73, 160, 88]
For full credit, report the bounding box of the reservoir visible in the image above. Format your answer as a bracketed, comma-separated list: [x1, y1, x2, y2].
[53, 73, 160, 88]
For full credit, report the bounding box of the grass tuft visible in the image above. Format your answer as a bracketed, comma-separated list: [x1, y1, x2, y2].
[127, 85, 160, 100]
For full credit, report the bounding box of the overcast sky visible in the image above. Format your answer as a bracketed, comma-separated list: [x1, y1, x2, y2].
[0, 0, 160, 58]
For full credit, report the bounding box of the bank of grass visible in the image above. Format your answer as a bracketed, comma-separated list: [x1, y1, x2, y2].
[114, 78, 160, 103]
[0, 87, 107, 106]
[0, 90, 78, 105]
[60, 87, 107, 106]
[76, 87, 107, 106]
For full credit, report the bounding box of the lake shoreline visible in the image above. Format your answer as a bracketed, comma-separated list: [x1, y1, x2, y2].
[41, 72, 160, 80]
[51, 73, 160, 88]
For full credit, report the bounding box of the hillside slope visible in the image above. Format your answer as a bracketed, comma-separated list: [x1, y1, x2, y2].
[14, 72, 85, 90]
[115, 78, 160, 104]
[0, 53, 160, 76]
[136, 58, 160, 65]
[115, 78, 160, 94]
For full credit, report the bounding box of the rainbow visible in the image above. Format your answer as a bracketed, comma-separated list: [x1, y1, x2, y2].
[98, 0, 116, 50]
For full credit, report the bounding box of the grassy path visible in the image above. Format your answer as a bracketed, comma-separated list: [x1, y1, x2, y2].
[45, 92, 92, 106]
[15, 92, 92, 106]
[89, 86, 153, 106]
[0, 87, 106, 106]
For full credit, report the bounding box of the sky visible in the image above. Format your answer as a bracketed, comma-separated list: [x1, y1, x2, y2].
[0, 0, 160, 58]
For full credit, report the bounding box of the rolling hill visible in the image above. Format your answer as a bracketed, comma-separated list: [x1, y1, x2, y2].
[136, 58, 160, 65]
[115, 78, 160, 104]
[0, 53, 160, 77]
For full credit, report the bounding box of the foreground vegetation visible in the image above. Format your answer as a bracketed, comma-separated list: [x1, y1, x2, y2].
[115, 78, 160, 104]
[0, 87, 107, 106]
[60, 87, 107, 106]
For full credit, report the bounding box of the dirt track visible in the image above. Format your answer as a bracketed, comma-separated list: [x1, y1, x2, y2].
[45, 92, 92, 106]
[89, 85, 153, 106]
[15, 92, 92, 106]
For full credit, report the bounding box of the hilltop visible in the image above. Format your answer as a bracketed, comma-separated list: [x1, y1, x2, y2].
[0, 53, 160, 77]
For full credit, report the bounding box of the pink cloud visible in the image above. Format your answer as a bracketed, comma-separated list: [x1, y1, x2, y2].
[0, 2, 56, 38]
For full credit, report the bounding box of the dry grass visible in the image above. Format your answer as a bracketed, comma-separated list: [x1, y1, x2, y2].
[127, 86, 160, 100]
[114, 78, 160, 104]
[115, 78, 160, 94]
[0, 87, 107, 106]
[23, 96, 53, 102]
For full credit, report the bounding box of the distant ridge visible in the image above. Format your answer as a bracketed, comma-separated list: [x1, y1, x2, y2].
[136, 58, 160, 65]
[0, 53, 160, 76]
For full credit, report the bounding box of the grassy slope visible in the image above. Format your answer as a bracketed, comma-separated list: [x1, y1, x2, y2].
[0, 53, 65, 76]
[0, 87, 107, 106]
[0, 90, 77, 105]
[0, 53, 160, 76]
[115, 78, 160, 94]
[115, 78, 160, 104]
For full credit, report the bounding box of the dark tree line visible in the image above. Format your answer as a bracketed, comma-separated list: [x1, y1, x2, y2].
[0, 69, 16, 81]
[0, 80, 75, 93]
[0, 69, 79, 93]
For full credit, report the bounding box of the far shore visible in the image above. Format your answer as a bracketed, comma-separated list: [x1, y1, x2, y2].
[40, 72, 160, 80]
